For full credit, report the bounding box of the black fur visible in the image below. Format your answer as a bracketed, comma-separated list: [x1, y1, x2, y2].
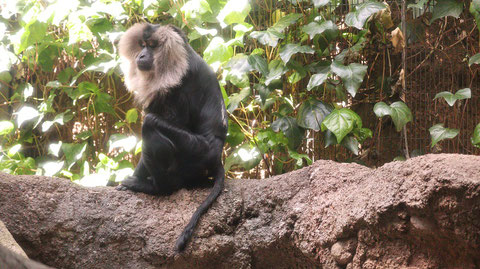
[118, 25, 228, 252]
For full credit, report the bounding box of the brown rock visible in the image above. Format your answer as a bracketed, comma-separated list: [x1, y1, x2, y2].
[0, 154, 479, 268]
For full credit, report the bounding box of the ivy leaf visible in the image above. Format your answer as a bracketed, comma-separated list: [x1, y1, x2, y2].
[250, 29, 284, 47]
[434, 88, 471, 106]
[203, 37, 234, 68]
[468, 53, 480, 66]
[271, 13, 303, 32]
[408, 0, 428, 9]
[302, 20, 338, 40]
[373, 101, 412, 132]
[307, 64, 330, 90]
[345, 1, 387, 29]
[15, 106, 40, 127]
[217, 0, 251, 28]
[224, 143, 261, 171]
[93, 92, 115, 115]
[472, 123, 480, 147]
[353, 127, 373, 143]
[429, 124, 459, 148]
[341, 135, 359, 155]
[331, 61, 367, 97]
[321, 108, 362, 143]
[313, 0, 330, 8]
[272, 116, 305, 149]
[296, 99, 333, 131]
[61, 142, 88, 169]
[248, 54, 268, 75]
[279, 43, 315, 63]
[265, 60, 288, 85]
[226, 122, 245, 147]
[0, 121, 14, 135]
[125, 108, 138, 123]
[431, 0, 463, 23]
[227, 87, 251, 113]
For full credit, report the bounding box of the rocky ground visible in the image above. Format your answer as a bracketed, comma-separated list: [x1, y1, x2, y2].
[0, 154, 479, 268]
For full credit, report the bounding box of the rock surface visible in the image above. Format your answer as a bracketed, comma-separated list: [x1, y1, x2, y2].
[0, 154, 479, 268]
[0, 220, 27, 257]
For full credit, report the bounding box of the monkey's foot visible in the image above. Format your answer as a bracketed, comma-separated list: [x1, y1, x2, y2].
[116, 176, 157, 195]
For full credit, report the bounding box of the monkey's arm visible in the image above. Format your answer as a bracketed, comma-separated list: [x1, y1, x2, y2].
[143, 113, 209, 154]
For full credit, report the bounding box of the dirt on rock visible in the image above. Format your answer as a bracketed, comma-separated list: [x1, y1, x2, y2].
[0, 154, 479, 268]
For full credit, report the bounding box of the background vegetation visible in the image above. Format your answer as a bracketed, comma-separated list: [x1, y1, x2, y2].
[0, 0, 479, 185]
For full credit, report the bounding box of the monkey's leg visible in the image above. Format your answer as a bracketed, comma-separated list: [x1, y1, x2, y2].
[141, 124, 184, 195]
[117, 157, 157, 194]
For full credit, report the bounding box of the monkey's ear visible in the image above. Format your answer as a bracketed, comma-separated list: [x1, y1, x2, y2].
[168, 25, 188, 43]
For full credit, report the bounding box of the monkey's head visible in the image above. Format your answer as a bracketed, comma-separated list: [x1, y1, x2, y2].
[118, 23, 189, 105]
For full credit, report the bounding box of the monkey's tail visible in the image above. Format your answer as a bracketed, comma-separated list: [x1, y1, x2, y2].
[175, 166, 225, 252]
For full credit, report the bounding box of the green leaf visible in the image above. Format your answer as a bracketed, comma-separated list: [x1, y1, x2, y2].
[271, 13, 303, 32]
[313, 0, 330, 8]
[345, 1, 387, 29]
[203, 37, 234, 68]
[431, 0, 463, 23]
[321, 108, 362, 143]
[227, 87, 251, 113]
[265, 60, 288, 85]
[408, 0, 428, 9]
[93, 92, 115, 115]
[224, 143, 261, 171]
[61, 142, 87, 169]
[429, 124, 459, 148]
[471, 0, 480, 32]
[108, 134, 137, 153]
[48, 141, 62, 157]
[16, 21, 48, 54]
[288, 149, 312, 167]
[15, 106, 40, 127]
[353, 127, 373, 143]
[126, 108, 138, 123]
[302, 20, 338, 40]
[373, 101, 412, 132]
[0, 121, 14, 135]
[250, 29, 284, 47]
[468, 53, 480, 66]
[307, 64, 330, 90]
[296, 99, 333, 131]
[331, 61, 367, 97]
[226, 122, 245, 147]
[272, 116, 305, 149]
[434, 88, 471, 106]
[279, 43, 315, 63]
[217, 0, 251, 27]
[472, 123, 480, 147]
[248, 54, 268, 75]
[341, 135, 359, 155]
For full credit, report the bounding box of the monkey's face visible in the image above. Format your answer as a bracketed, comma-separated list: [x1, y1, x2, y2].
[136, 38, 158, 71]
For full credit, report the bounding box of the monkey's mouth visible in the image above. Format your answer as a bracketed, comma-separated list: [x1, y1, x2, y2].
[137, 62, 153, 71]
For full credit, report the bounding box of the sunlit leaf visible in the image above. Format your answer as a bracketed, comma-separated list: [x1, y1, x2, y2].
[373, 101, 412, 132]
[203, 37, 233, 70]
[0, 121, 14, 135]
[313, 0, 330, 8]
[307, 64, 330, 90]
[341, 135, 359, 155]
[126, 108, 138, 124]
[248, 54, 268, 75]
[226, 122, 245, 147]
[429, 124, 459, 148]
[227, 87, 251, 112]
[108, 135, 137, 152]
[41, 161, 64, 177]
[217, 0, 251, 28]
[345, 1, 387, 29]
[48, 141, 63, 157]
[250, 29, 284, 47]
[224, 143, 261, 171]
[15, 106, 40, 127]
[408, 0, 428, 9]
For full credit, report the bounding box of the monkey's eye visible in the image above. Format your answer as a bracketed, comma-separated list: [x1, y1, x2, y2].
[147, 40, 158, 48]
[139, 41, 146, 48]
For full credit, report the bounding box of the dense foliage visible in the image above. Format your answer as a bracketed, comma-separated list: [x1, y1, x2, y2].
[0, 0, 479, 184]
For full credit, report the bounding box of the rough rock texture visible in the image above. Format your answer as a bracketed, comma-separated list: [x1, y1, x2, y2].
[0, 220, 27, 257]
[0, 244, 53, 269]
[0, 154, 479, 268]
